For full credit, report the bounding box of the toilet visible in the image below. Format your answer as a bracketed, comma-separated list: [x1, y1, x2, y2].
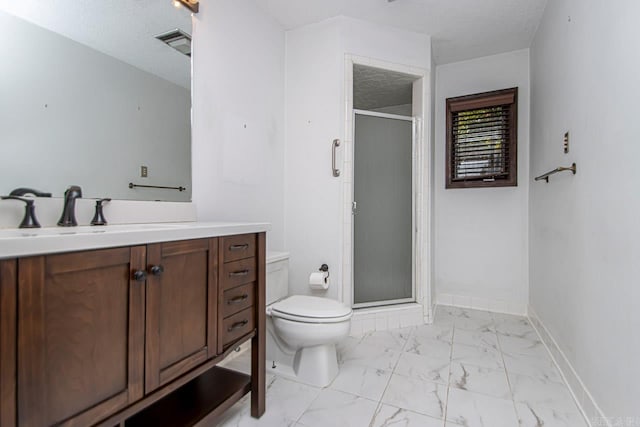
[266, 252, 352, 387]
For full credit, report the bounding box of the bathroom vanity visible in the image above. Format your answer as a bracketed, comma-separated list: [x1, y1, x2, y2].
[0, 222, 267, 427]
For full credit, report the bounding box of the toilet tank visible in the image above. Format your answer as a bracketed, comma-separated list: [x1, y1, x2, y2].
[266, 252, 289, 305]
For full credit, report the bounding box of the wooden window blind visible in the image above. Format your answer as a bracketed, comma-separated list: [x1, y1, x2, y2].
[446, 88, 518, 188]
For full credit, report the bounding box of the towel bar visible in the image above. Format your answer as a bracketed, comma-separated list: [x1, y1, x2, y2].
[534, 163, 576, 183]
[129, 182, 187, 192]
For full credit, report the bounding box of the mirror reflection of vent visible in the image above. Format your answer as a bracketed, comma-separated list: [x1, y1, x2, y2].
[155, 29, 192, 57]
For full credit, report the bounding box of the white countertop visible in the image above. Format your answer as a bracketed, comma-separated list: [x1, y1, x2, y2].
[0, 221, 270, 259]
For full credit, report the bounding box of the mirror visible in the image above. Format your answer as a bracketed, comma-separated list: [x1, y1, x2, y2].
[0, 0, 192, 202]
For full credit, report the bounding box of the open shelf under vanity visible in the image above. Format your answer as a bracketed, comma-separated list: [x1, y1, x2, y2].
[125, 366, 251, 427]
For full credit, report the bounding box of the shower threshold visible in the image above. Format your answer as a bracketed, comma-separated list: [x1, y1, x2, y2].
[350, 302, 424, 336]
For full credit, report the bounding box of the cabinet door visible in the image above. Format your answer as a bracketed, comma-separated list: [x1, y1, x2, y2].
[17, 247, 146, 427]
[0, 260, 17, 427]
[145, 238, 218, 392]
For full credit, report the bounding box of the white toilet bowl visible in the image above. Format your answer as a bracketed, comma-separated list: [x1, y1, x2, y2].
[267, 295, 352, 387]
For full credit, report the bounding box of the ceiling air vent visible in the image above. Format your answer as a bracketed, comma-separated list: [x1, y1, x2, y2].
[155, 29, 192, 57]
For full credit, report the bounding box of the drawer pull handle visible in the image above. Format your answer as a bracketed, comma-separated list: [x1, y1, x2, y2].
[227, 320, 248, 332]
[229, 269, 249, 277]
[229, 244, 249, 251]
[228, 294, 249, 304]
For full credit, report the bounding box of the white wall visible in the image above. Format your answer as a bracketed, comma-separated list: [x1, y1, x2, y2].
[529, 0, 640, 420]
[284, 18, 344, 299]
[340, 18, 432, 70]
[191, 0, 285, 250]
[0, 10, 191, 202]
[284, 16, 431, 299]
[434, 49, 530, 314]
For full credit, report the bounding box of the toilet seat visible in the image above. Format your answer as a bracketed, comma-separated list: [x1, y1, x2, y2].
[270, 295, 352, 324]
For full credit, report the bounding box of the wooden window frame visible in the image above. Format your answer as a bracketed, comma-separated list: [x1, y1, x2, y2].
[446, 87, 518, 189]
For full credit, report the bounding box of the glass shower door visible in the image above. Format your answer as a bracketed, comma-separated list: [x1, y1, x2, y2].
[353, 112, 414, 307]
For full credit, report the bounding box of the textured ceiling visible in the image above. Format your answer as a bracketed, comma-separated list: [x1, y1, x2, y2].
[256, 0, 548, 64]
[0, 0, 191, 88]
[353, 65, 416, 110]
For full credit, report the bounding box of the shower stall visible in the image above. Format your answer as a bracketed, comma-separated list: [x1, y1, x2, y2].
[352, 110, 415, 308]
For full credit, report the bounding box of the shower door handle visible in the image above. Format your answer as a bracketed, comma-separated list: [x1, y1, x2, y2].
[332, 139, 340, 177]
[352, 201, 357, 215]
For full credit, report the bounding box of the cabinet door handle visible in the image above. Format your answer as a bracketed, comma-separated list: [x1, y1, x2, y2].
[229, 269, 249, 277]
[149, 265, 164, 276]
[227, 320, 248, 332]
[229, 244, 249, 251]
[132, 270, 147, 282]
[227, 294, 249, 305]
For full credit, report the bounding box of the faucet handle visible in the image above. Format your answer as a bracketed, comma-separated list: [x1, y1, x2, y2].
[1, 196, 41, 228]
[9, 188, 52, 197]
[91, 198, 111, 226]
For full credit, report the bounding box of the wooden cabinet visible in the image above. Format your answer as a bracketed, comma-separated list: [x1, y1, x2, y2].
[0, 231, 266, 427]
[0, 260, 17, 427]
[16, 247, 146, 427]
[218, 234, 266, 418]
[218, 235, 257, 354]
[145, 239, 218, 392]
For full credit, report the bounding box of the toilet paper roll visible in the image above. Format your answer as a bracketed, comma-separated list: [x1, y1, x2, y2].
[309, 271, 329, 290]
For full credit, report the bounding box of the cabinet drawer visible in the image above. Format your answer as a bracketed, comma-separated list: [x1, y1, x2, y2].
[221, 307, 255, 348]
[222, 283, 255, 319]
[222, 234, 256, 262]
[222, 258, 256, 290]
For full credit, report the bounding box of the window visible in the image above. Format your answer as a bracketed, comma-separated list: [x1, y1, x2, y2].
[446, 87, 518, 188]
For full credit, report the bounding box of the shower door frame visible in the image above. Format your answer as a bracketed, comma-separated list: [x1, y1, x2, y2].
[351, 109, 417, 309]
[341, 54, 432, 324]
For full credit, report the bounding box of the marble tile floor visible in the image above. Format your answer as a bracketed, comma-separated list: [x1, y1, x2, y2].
[215, 306, 588, 427]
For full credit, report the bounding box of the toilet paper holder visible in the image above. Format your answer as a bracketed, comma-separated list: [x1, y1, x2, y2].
[309, 264, 330, 290]
[319, 264, 329, 282]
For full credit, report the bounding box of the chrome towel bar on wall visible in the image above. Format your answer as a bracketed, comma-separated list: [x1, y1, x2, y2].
[534, 163, 577, 183]
[129, 182, 187, 192]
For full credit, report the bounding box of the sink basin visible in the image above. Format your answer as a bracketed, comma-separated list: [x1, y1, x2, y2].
[0, 223, 193, 239]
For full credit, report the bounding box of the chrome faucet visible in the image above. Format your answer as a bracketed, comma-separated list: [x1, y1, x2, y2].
[57, 185, 82, 226]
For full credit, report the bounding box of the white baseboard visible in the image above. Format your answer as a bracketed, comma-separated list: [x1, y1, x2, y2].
[528, 305, 610, 427]
[436, 292, 527, 316]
